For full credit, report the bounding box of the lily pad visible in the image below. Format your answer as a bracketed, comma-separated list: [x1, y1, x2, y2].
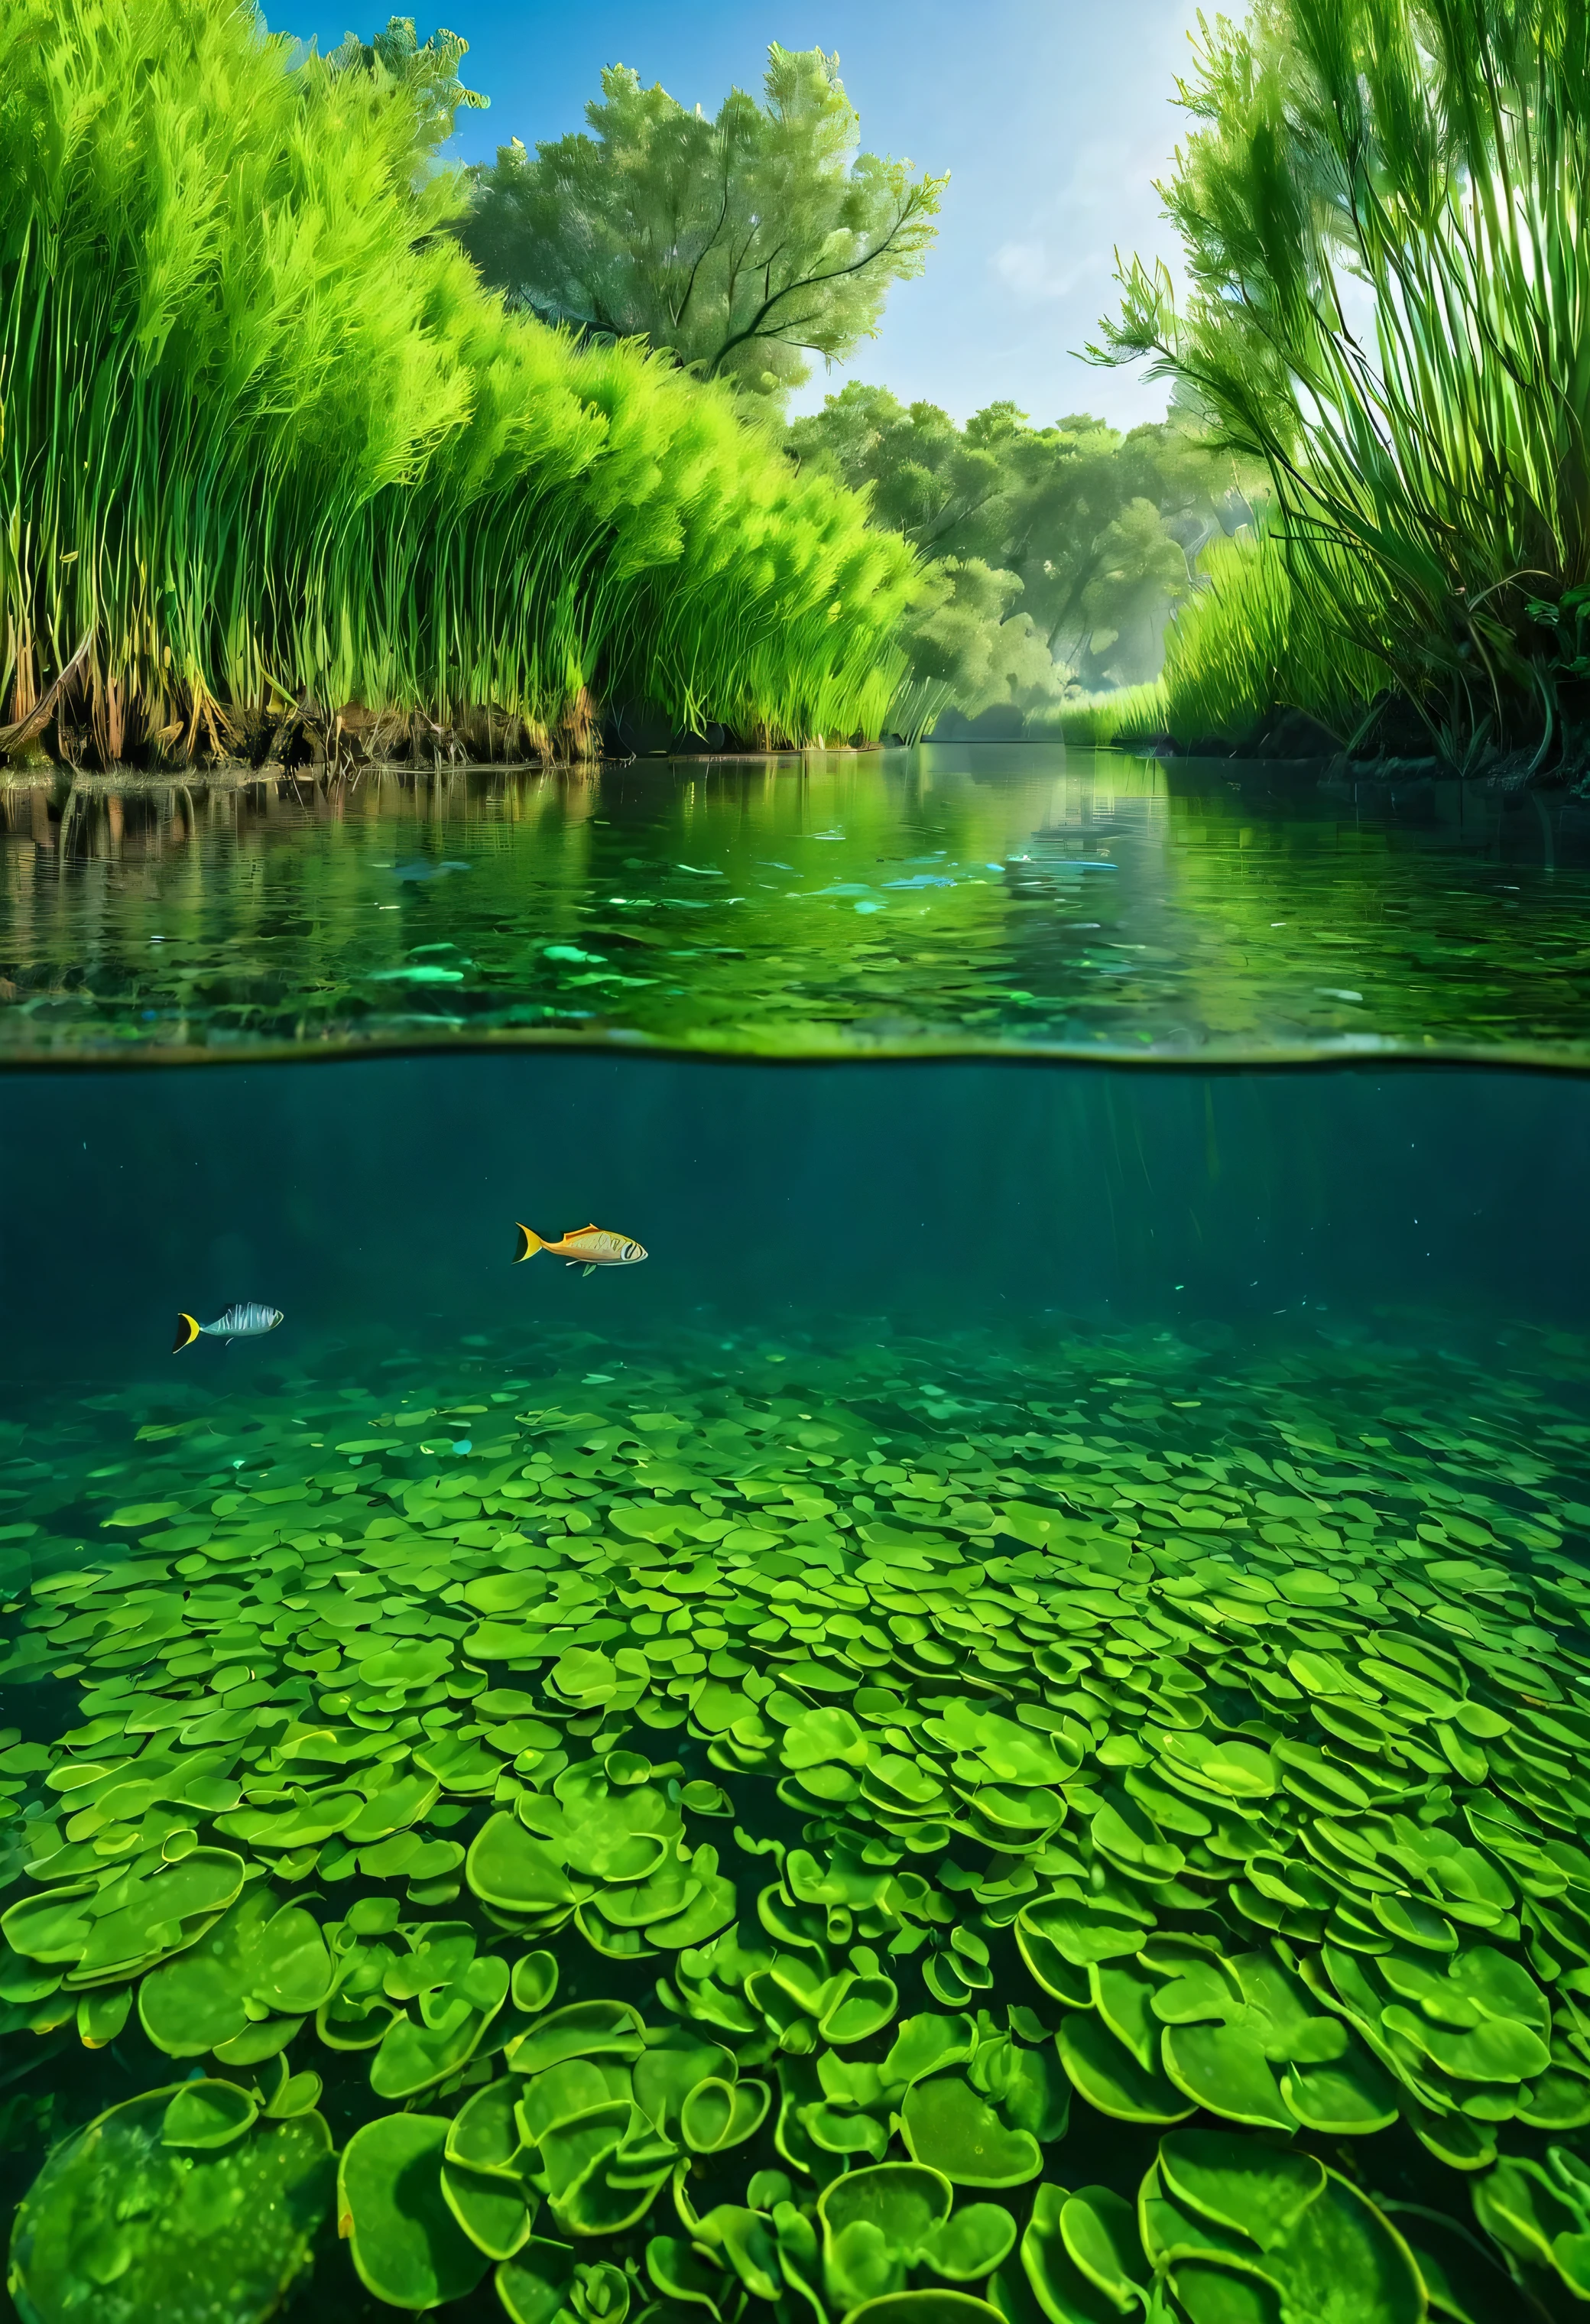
[9, 2088, 330, 2324]
[902, 2074, 1044, 2187]
[338, 2112, 492, 2309]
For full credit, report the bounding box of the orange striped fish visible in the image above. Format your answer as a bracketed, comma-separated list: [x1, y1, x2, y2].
[513, 1223, 647, 1277]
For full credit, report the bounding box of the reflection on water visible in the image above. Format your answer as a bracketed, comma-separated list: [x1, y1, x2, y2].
[2, 746, 1586, 1062]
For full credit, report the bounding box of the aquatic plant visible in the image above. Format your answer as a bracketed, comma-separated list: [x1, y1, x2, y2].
[0, 0, 917, 767]
[1158, 533, 1389, 749]
[1, 1316, 1588, 2322]
[1095, 0, 1590, 772]
[1038, 683, 1170, 748]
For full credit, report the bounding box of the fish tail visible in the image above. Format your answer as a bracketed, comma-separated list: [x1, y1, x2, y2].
[513, 1224, 544, 1264]
[172, 1313, 201, 1353]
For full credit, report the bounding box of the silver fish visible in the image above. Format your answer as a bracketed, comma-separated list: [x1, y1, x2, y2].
[173, 1302, 284, 1352]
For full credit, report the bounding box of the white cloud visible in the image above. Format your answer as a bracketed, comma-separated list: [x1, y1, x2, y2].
[992, 239, 1100, 302]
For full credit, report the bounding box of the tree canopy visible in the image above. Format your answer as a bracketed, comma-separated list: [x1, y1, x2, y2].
[788, 385, 1258, 690]
[322, 14, 487, 161]
[458, 45, 945, 403]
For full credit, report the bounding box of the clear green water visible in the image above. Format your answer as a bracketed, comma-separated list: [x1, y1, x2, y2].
[2, 758, 1590, 2324]
[3, 745, 1588, 1061]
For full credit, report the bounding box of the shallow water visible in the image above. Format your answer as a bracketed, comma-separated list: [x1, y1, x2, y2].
[3, 745, 1588, 1062]
[2, 752, 1590, 2324]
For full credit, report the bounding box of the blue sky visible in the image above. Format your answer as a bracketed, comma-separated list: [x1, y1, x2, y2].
[290, 0, 1202, 431]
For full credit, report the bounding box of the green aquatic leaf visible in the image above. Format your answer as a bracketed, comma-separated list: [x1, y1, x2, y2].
[633, 2030, 735, 2136]
[161, 2080, 259, 2150]
[682, 2075, 771, 2152]
[923, 2202, 1017, 2283]
[902, 2073, 1044, 2187]
[1158, 1732, 1278, 1800]
[884, 2013, 978, 2091]
[1057, 2014, 1194, 2125]
[441, 2157, 534, 2260]
[496, 2237, 578, 2324]
[848, 2299, 1008, 2324]
[1059, 2183, 1152, 2313]
[1157, 2131, 1325, 2249]
[512, 1949, 560, 2014]
[509, 2000, 647, 2074]
[368, 1977, 505, 2098]
[821, 1957, 900, 2044]
[1160, 2023, 1298, 2131]
[9, 2088, 330, 2324]
[466, 1814, 578, 1914]
[339, 2112, 490, 2309]
[446, 2077, 527, 2175]
[1017, 2182, 1121, 2324]
[1017, 1896, 1151, 1968]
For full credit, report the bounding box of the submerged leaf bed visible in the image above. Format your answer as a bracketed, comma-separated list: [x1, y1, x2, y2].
[2, 1321, 1589, 2323]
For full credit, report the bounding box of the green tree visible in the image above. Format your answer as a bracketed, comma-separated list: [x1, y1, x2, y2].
[891, 556, 1062, 739]
[458, 46, 945, 403]
[789, 386, 1255, 691]
[322, 15, 487, 161]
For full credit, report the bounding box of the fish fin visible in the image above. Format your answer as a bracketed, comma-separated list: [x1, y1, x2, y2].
[582, 1264, 596, 1277]
[513, 1224, 543, 1264]
[172, 1313, 200, 1353]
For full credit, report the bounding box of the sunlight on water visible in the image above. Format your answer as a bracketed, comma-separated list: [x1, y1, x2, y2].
[2, 746, 1587, 1063]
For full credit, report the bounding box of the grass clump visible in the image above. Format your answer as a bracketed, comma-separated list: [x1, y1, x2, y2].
[1035, 681, 1170, 748]
[0, 0, 917, 766]
[1159, 531, 1389, 749]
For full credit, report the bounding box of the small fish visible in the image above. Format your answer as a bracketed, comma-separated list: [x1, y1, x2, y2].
[514, 1223, 647, 1278]
[173, 1302, 284, 1352]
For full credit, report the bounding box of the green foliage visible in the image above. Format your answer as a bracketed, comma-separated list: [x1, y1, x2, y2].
[459, 47, 945, 404]
[1095, 0, 1590, 771]
[1160, 532, 1388, 747]
[9, 2085, 332, 2323]
[789, 388, 1259, 712]
[1039, 682, 1169, 747]
[0, 0, 917, 768]
[2, 1318, 1590, 2321]
[321, 13, 488, 163]
[891, 560, 1062, 745]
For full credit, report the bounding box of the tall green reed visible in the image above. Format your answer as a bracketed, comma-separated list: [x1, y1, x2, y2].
[0, 0, 916, 764]
[1096, 0, 1590, 769]
[1160, 529, 1388, 745]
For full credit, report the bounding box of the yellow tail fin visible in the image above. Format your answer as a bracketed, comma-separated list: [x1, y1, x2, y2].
[172, 1313, 200, 1352]
[513, 1225, 544, 1264]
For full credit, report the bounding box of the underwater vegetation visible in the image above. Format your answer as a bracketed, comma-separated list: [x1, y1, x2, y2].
[0, 0, 917, 770]
[1097, 0, 1590, 777]
[1, 1317, 1588, 2321]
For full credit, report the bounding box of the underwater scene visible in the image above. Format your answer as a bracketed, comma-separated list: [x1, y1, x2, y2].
[2, 751, 1590, 2324]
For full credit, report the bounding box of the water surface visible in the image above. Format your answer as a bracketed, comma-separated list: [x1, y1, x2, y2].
[3, 745, 1586, 1064]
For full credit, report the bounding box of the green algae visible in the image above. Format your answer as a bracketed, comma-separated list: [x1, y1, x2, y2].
[2, 1319, 1589, 2322]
